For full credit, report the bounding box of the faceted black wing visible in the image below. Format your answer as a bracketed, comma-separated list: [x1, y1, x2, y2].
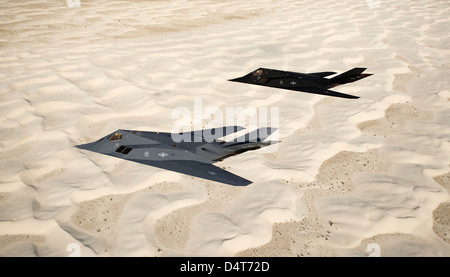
[127, 159, 252, 186]
[307, 72, 337, 78]
[289, 87, 360, 99]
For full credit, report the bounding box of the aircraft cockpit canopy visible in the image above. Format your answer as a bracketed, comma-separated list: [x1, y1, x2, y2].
[109, 132, 123, 141]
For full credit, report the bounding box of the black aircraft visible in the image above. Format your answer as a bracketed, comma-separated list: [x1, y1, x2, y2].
[76, 126, 277, 186]
[229, 67, 372, 99]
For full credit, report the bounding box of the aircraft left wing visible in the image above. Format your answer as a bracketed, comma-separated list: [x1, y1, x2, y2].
[253, 68, 336, 79]
[308, 72, 337, 78]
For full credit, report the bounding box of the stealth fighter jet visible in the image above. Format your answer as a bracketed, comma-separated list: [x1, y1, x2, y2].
[76, 126, 277, 186]
[229, 67, 372, 99]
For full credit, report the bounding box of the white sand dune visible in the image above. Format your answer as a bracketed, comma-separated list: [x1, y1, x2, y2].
[0, 0, 449, 257]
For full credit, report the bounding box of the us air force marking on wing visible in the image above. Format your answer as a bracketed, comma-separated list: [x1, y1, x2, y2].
[180, 261, 270, 274]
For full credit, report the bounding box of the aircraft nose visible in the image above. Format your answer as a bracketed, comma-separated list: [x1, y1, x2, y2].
[75, 143, 89, 150]
[75, 140, 100, 151]
[228, 77, 243, 82]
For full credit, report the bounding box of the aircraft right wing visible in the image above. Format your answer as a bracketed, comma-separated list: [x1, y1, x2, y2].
[292, 87, 360, 99]
[127, 159, 252, 186]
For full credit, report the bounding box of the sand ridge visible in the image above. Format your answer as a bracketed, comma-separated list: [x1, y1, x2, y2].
[0, 0, 280, 48]
[239, 101, 449, 257]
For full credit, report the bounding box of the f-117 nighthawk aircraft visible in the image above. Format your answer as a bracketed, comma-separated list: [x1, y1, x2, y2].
[229, 67, 372, 99]
[76, 126, 277, 186]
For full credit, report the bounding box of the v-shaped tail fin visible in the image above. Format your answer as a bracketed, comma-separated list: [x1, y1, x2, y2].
[328, 68, 372, 88]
